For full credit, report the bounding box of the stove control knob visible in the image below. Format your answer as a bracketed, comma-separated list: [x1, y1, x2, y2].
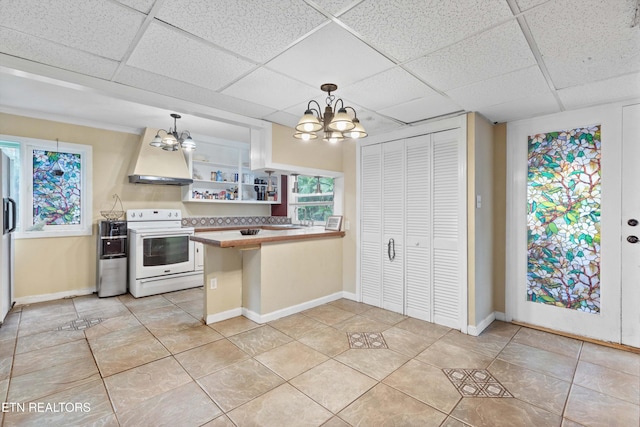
[168, 212, 173, 217]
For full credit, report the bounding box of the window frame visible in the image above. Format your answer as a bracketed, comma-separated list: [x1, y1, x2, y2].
[287, 174, 343, 225]
[0, 134, 93, 239]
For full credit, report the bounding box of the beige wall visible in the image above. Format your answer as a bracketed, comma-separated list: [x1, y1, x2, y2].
[270, 121, 356, 297]
[257, 238, 343, 314]
[0, 113, 268, 299]
[271, 123, 343, 172]
[492, 123, 507, 314]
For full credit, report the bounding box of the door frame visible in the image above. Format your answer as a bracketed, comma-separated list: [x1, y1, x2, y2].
[355, 114, 468, 333]
[505, 103, 625, 342]
[621, 103, 640, 347]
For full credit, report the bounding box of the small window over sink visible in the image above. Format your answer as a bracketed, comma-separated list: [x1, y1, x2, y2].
[289, 175, 334, 225]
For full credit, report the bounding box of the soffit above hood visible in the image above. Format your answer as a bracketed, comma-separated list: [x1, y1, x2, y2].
[128, 128, 193, 186]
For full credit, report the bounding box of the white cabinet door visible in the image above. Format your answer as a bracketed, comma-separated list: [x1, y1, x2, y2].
[432, 129, 464, 329]
[405, 135, 431, 321]
[382, 140, 405, 314]
[360, 144, 382, 306]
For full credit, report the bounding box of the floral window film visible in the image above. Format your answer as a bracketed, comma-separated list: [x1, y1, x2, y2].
[32, 149, 82, 226]
[526, 125, 601, 314]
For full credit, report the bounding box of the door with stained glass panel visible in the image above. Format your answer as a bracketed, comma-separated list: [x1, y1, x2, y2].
[507, 107, 624, 343]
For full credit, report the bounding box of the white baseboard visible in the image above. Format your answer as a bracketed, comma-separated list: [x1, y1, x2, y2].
[15, 288, 96, 306]
[205, 308, 243, 325]
[494, 311, 506, 322]
[341, 291, 357, 302]
[467, 312, 496, 336]
[243, 291, 346, 324]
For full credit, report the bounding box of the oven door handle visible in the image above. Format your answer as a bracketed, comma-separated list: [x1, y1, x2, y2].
[134, 231, 194, 239]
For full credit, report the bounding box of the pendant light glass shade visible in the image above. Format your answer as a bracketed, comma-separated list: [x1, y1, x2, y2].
[293, 131, 318, 141]
[327, 108, 356, 132]
[323, 131, 344, 144]
[150, 135, 163, 147]
[181, 136, 196, 151]
[295, 110, 322, 132]
[344, 118, 368, 139]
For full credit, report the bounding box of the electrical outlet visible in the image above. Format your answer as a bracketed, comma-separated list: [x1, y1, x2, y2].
[345, 221, 350, 230]
[209, 278, 217, 290]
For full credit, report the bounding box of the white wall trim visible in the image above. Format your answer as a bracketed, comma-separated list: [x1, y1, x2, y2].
[342, 291, 357, 301]
[205, 307, 243, 325]
[495, 311, 506, 322]
[15, 288, 95, 306]
[467, 311, 496, 336]
[242, 291, 345, 324]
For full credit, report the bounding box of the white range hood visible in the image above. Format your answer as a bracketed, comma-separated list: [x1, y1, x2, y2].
[128, 128, 193, 186]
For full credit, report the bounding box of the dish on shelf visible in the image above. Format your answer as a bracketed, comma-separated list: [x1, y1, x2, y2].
[239, 229, 260, 235]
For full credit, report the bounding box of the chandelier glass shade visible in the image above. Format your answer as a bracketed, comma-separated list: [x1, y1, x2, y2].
[149, 113, 196, 152]
[294, 83, 367, 143]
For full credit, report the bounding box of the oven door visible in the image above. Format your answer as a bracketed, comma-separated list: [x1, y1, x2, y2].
[132, 229, 195, 279]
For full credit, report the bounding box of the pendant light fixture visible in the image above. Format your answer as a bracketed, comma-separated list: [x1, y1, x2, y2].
[149, 113, 196, 152]
[294, 83, 367, 143]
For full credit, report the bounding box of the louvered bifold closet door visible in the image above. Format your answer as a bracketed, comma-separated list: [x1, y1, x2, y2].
[432, 129, 462, 329]
[382, 140, 405, 314]
[360, 144, 383, 306]
[405, 135, 432, 321]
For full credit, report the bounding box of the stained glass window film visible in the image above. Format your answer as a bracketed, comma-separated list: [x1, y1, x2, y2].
[526, 125, 601, 314]
[32, 150, 82, 226]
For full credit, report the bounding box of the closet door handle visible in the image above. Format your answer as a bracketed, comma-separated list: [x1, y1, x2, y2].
[388, 238, 396, 261]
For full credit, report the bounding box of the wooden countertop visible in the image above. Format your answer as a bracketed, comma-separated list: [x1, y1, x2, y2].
[191, 225, 345, 248]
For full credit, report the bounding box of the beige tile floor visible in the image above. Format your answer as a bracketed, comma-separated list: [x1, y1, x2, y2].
[0, 289, 638, 427]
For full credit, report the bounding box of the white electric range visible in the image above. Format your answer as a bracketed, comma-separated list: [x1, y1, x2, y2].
[127, 209, 202, 298]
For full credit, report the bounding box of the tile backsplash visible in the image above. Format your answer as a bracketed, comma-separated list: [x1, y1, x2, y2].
[182, 216, 291, 229]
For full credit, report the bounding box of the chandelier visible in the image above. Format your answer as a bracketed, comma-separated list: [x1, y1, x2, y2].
[149, 113, 196, 151]
[294, 83, 367, 143]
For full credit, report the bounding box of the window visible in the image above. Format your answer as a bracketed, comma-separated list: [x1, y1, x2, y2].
[289, 175, 334, 224]
[0, 135, 92, 238]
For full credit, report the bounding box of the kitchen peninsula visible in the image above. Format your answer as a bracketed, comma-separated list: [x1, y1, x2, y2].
[191, 226, 345, 324]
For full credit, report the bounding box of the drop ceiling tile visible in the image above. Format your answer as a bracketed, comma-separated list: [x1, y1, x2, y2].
[405, 20, 536, 92]
[267, 23, 394, 88]
[338, 67, 440, 111]
[156, 0, 327, 63]
[0, 27, 119, 80]
[558, 73, 640, 110]
[126, 23, 255, 92]
[114, 0, 156, 14]
[524, 0, 640, 89]
[0, 0, 144, 60]
[446, 65, 551, 111]
[514, 0, 548, 11]
[356, 110, 404, 135]
[222, 68, 319, 110]
[339, 0, 514, 61]
[312, 0, 361, 16]
[378, 94, 464, 123]
[478, 92, 560, 123]
[115, 66, 277, 119]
